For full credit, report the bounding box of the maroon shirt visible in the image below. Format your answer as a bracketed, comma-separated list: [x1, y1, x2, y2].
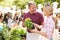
[23, 12, 44, 25]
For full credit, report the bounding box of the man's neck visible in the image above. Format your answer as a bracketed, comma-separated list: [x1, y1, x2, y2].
[29, 11, 36, 14]
[30, 11, 33, 14]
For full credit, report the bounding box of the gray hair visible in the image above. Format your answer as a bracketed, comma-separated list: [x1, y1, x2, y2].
[28, 1, 36, 8]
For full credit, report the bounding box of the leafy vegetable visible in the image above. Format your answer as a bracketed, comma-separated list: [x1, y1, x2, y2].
[10, 27, 26, 40]
[0, 21, 26, 40]
[24, 18, 33, 29]
[2, 22, 11, 40]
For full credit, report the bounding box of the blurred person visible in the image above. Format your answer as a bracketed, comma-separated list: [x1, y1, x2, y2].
[0, 11, 3, 22]
[0, 12, 4, 40]
[13, 13, 19, 23]
[21, 13, 25, 18]
[23, 1, 44, 40]
[3, 13, 9, 24]
[0, 11, 3, 17]
[7, 12, 12, 18]
[33, 3, 55, 40]
[18, 17, 23, 27]
[0, 11, 3, 28]
[6, 12, 17, 29]
[55, 12, 60, 32]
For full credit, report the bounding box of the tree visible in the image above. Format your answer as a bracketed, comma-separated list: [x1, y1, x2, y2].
[13, 0, 32, 9]
[0, 0, 14, 7]
[34, 0, 45, 5]
[56, 0, 60, 8]
[0, 0, 4, 2]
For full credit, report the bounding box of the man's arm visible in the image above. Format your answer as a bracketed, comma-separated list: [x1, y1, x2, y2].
[32, 21, 47, 37]
[22, 18, 38, 33]
[33, 13, 44, 30]
[33, 23, 44, 30]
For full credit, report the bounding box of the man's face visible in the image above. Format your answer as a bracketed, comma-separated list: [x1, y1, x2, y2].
[29, 4, 36, 13]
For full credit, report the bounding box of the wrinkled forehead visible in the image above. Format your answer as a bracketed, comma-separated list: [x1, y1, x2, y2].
[30, 4, 36, 7]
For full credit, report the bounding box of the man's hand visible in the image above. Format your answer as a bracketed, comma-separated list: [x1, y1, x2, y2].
[29, 28, 39, 33]
[33, 23, 42, 30]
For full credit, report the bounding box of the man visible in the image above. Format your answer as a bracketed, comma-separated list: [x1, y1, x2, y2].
[23, 1, 44, 40]
[33, 3, 55, 40]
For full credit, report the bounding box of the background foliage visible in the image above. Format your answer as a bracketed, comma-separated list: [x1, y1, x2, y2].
[0, 0, 60, 9]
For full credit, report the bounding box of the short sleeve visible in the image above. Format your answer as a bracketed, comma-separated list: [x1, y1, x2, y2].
[39, 13, 44, 25]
